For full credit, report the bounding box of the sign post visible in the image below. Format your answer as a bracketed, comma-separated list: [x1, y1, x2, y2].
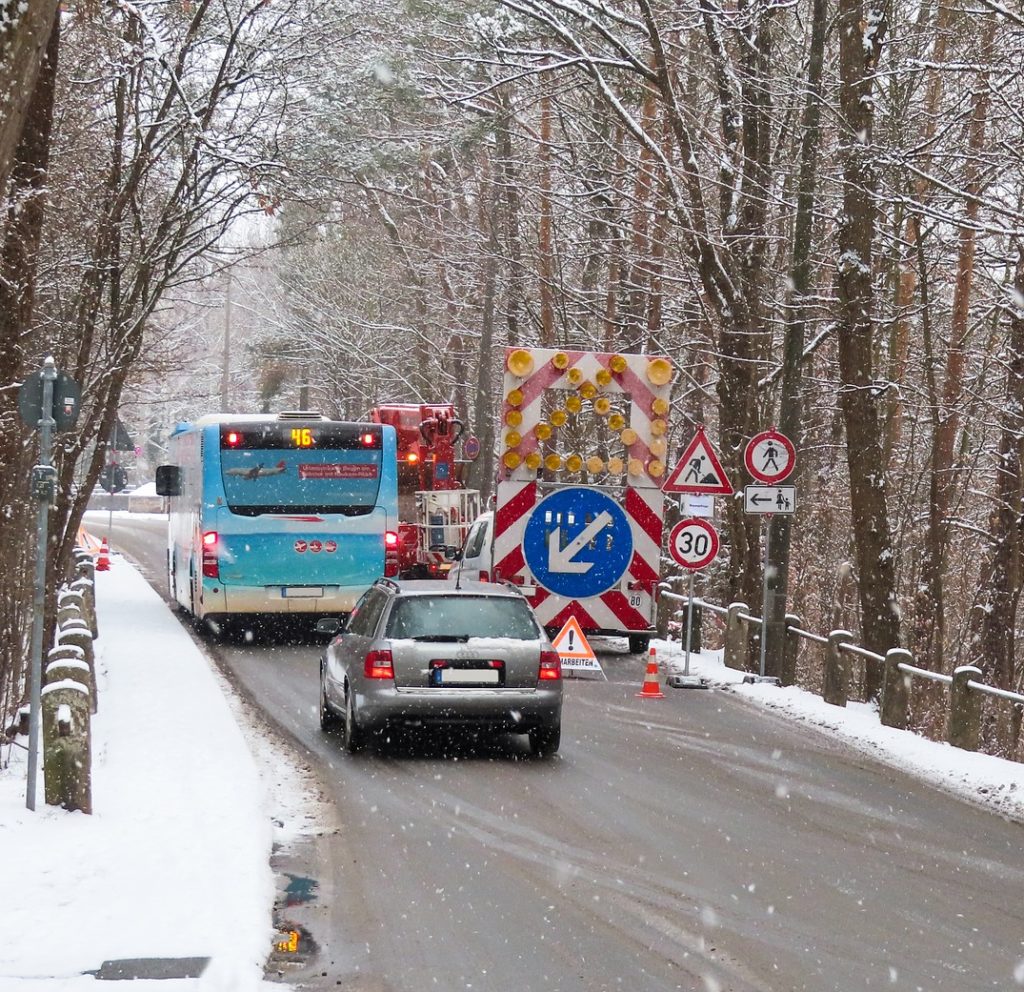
[666, 518, 718, 689]
[742, 428, 795, 686]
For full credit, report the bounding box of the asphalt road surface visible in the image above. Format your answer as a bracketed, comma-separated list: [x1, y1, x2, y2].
[97, 513, 1024, 992]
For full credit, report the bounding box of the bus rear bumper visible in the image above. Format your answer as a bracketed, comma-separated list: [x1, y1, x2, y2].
[202, 583, 367, 616]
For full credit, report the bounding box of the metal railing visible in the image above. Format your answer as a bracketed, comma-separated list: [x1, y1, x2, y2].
[659, 589, 1024, 755]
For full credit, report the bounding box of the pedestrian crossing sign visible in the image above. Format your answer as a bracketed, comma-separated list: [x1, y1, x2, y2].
[551, 617, 603, 674]
[663, 426, 733, 495]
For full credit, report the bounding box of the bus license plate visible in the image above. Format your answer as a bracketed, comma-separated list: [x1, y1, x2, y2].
[281, 586, 323, 598]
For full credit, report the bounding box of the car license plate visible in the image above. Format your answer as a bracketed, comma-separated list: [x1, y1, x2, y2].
[281, 586, 323, 598]
[440, 668, 499, 685]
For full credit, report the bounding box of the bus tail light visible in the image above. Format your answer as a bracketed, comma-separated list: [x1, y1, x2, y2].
[384, 531, 399, 576]
[364, 649, 394, 679]
[538, 650, 562, 681]
[202, 531, 219, 579]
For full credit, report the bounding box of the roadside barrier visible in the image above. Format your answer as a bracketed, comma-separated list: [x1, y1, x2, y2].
[660, 589, 1024, 756]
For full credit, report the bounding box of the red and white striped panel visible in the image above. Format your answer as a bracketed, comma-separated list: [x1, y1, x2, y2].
[494, 347, 673, 635]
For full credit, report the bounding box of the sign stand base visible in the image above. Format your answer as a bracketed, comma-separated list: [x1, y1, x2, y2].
[742, 674, 781, 686]
[667, 673, 709, 689]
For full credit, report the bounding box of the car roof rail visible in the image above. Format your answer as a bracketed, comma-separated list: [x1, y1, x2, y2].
[500, 579, 526, 596]
[374, 577, 402, 593]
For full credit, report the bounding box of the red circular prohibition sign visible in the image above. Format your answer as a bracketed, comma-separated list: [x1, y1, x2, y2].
[668, 517, 720, 570]
[744, 428, 796, 484]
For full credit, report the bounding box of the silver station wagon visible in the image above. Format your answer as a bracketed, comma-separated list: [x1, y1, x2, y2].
[318, 579, 563, 755]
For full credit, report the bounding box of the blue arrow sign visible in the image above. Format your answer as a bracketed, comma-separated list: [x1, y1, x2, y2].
[522, 488, 633, 599]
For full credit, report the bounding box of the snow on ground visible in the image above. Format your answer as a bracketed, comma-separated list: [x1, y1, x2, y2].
[0, 555, 321, 991]
[1, 556, 1021, 991]
[653, 637, 1024, 822]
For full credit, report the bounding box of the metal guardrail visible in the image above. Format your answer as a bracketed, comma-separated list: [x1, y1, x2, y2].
[659, 588, 1024, 754]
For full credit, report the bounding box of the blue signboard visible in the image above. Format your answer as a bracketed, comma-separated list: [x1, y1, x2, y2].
[522, 488, 633, 599]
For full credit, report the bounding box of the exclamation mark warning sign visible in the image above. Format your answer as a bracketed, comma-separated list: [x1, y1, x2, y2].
[550, 617, 600, 673]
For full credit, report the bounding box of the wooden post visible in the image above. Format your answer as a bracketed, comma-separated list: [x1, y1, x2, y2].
[70, 577, 98, 638]
[56, 620, 96, 714]
[781, 614, 801, 686]
[948, 665, 983, 752]
[823, 630, 853, 707]
[724, 602, 750, 671]
[880, 648, 911, 730]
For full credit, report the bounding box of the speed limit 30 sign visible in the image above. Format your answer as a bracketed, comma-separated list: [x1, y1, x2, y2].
[668, 518, 720, 570]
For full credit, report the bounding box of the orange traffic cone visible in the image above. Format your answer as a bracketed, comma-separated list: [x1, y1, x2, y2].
[96, 538, 110, 572]
[635, 647, 665, 699]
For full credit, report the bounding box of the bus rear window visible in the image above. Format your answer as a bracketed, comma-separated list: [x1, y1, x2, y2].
[220, 448, 382, 515]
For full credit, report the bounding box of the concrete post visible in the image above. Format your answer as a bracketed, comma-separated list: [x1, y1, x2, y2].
[948, 665, 983, 752]
[823, 630, 854, 707]
[781, 614, 801, 686]
[69, 577, 98, 638]
[724, 602, 750, 672]
[56, 620, 96, 714]
[881, 648, 911, 730]
[42, 679, 91, 813]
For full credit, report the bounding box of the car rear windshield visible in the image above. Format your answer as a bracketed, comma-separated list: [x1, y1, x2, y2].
[386, 595, 539, 641]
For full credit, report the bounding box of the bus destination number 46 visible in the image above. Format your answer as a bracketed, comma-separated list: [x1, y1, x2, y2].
[668, 518, 720, 571]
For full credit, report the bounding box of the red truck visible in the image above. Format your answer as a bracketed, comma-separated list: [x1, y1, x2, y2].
[368, 404, 481, 579]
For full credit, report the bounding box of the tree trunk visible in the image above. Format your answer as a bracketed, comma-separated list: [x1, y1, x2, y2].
[835, 0, 901, 696]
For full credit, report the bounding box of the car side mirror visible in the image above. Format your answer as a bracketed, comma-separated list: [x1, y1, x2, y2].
[155, 464, 181, 497]
[445, 546, 461, 561]
[315, 617, 342, 635]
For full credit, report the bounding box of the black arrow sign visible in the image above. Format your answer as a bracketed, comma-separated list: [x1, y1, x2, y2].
[750, 493, 772, 504]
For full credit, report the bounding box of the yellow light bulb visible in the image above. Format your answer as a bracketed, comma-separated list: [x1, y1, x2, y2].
[552, 351, 570, 369]
[579, 381, 597, 400]
[535, 423, 552, 441]
[544, 453, 562, 472]
[628, 457, 644, 476]
[565, 454, 583, 473]
[567, 367, 584, 385]
[565, 395, 582, 414]
[595, 368, 612, 387]
[586, 455, 604, 474]
[608, 413, 625, 431]
[621, 427, 638, 446]
[609, 354, 627, 374]
[550, 409, 567, 428]
[508, 349, 535, 377]
[505, 430, 522, 448]
[525, 451, 542, 470]
[608, 457, 624, 475]
[646, 357, 672, 385]
[503, 451, 521, 470]
[650, 437, 667, 457]
[507, 388, 524, 407]
[648, 459, 665, 478]
[652, 396, 670, 416]
[651, 419, 667, 436]
[594, 397, 611, 416]
[505, 410, 523, 428]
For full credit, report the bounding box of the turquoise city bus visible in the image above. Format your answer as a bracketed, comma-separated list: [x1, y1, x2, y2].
[156, 412, 399, 631]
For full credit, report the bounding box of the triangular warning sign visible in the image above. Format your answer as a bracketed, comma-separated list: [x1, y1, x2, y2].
[663, 427, 733, 495]
[551, 617, 603, 674]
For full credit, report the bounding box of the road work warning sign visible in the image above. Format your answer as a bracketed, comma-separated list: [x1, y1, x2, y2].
[551, 617, 604, 676]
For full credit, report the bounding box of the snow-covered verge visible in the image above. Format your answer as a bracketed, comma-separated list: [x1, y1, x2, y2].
[0, 556, 321, 990]
[654, 638, 1024, 823]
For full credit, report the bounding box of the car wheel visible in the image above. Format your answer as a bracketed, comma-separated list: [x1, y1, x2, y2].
[343, 684, 365, 754]
[628, 634, 650, 654]
[319, 664, 340, 732]
[529, 722, 561, 757]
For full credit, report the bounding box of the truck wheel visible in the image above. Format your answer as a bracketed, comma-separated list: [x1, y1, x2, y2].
[628, 634, 650, 654]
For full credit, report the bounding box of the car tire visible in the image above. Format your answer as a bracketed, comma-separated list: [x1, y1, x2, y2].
[628, 634, 651, 654]
[343, 685, 365, 754]
[529, 722, 561, 757]
[319, 665, 340, 732]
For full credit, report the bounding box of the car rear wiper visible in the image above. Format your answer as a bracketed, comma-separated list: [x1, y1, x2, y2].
[410, 634, 470, 642]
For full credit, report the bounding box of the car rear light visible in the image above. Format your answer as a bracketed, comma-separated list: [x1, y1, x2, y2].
[202, 531, 219, 579]
[539, 650, 561, 681]
[364, 649, 394, 679]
